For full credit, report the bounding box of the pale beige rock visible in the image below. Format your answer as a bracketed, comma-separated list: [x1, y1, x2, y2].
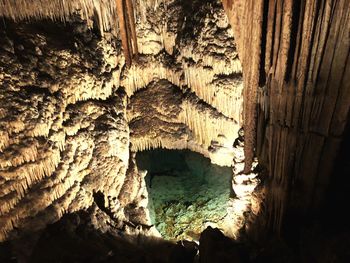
[0, 0, 251, 242]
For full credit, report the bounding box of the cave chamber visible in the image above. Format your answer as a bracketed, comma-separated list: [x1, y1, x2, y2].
[0, 0, 349, 262]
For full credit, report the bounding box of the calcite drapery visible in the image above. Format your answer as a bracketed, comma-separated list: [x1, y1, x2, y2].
[222, 0, 350, 232]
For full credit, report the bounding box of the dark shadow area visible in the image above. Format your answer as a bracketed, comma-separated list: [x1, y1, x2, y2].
[0, 207, 198, 263]
[280, 120, 350, 262]
[0, 210, 257, 263]
[323, 119, 350, 226]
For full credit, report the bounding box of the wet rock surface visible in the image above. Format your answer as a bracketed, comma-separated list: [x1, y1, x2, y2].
[137, 149, 232, 241]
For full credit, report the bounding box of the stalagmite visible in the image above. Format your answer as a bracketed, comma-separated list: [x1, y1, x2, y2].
[223, 138, 261, 239]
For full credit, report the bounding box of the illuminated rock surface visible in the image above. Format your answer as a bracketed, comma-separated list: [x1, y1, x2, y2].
[0, 0, 246, 244]
[0, 0, 349, 262]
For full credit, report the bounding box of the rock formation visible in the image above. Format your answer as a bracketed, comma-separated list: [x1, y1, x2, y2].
[223, 0, 350, 233]
[0, 18, 129, 241]
[0, 0, 349, 261]
[0, 0, 247, 244]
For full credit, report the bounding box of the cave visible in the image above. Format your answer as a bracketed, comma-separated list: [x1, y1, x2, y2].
[0, 0, 349, 262]
[136, 149, 233, 241]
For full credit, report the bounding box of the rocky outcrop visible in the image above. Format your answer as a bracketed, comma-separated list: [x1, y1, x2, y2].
[199, 227, 243, 263]
[225, 130, 263, 239]
[131, 0, 243, 121]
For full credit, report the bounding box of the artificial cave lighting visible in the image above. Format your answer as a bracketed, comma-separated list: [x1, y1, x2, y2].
[1, 0, 348, 261]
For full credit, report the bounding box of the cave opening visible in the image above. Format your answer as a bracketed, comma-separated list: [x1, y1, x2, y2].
[136, 149, 233, 241]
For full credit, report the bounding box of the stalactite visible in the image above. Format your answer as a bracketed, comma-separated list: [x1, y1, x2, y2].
[0, 192, 19, 216]
[123, 60, 243, 123]
[0, 157, 92, 242]
[179, 99, 238, 148]
[116, 0, 138, 66]
[130, 136, 214, 162]
[0, 132, 93, 241]
[0, 131, 10, 152]
[125, 0, 138, 57]
[0, 148, 60, 182]
[0, 19, 132, 242]
[0, 140, 39, 169]
[0, 0, 119, 33]
[0, 0, 250, 243]
[0, 148, 61, 203]
[183, 65, 243, 119]
[122, 59, 181, 96]
[0, 136, 92, 234]
[116, 0, 132, 66]
[134, 0, 179, 55]
[127, 79, 240, 167]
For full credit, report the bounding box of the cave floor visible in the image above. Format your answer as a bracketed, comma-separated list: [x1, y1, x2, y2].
[136, 149, 232, 241]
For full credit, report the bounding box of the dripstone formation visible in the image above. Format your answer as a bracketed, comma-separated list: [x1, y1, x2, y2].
[1, 0, 349, 262]
[0, 0, 246, 243]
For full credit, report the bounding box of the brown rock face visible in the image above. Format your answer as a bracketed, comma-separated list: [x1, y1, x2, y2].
[223, 0, 350, 232]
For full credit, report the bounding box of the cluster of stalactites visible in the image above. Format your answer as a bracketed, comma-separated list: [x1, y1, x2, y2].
[179, 99, 237, 147]
[0, 0, 118, 34]
[127, 78, 240, 166]
[122, 58, 243, 122]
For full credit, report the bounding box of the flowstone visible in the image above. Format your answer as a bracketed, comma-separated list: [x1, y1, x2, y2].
[136, 149, 232, 241]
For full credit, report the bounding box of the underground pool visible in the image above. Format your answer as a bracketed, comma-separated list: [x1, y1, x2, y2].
[136, 149, 233, 241]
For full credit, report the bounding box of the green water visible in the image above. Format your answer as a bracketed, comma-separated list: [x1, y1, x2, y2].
[136, 149, 232, 241]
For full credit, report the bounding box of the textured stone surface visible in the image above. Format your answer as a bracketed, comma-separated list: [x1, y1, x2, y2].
[223, 0, 350, 234]
[0, 0, 348, 261]
[128, 79, 238, 166]
[0, 19, 129, 241]
[0, 0, 246, 243]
